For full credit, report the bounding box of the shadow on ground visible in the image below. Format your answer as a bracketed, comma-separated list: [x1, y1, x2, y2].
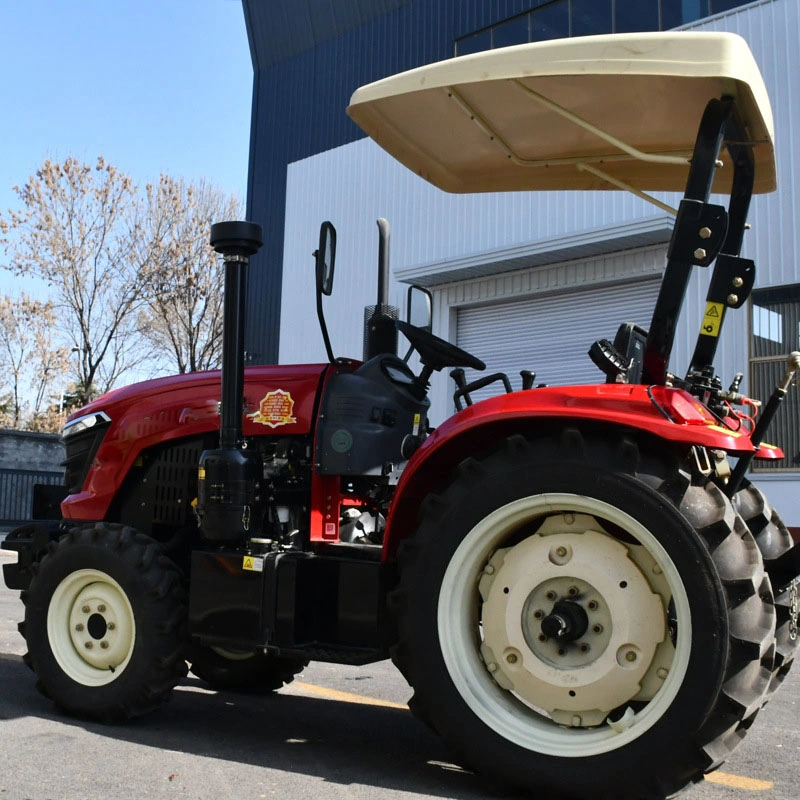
[0, 652, 510, 799]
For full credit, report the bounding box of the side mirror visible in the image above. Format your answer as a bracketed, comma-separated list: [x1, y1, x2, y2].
[406, 285, 432, 332]
[315, 221, 336, 296]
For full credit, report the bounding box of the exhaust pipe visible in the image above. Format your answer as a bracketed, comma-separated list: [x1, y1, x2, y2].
[363, 218, 398, 360]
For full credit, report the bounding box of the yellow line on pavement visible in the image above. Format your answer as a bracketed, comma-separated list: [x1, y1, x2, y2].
[704, 771, 773, 791]
[290, 681, 408, 710]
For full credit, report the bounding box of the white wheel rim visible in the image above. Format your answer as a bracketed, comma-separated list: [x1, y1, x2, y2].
[438, 493, 691, 757]
[47, 569, 136, 686]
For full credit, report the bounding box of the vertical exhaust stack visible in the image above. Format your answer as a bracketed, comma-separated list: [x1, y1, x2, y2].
[363, 218, 398, 360]
[196, 221, 266, 542]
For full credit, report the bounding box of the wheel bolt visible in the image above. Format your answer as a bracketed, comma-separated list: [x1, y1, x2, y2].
[556, 547, 568, 558]
[82, 605, 90, 613]
[546, 591, 557, 601]
[506, 653, 518, 664]
[558, 648, 566, 657]
[580, 644, 590, 653]
[84, 642, 93, 649]
[538, 634, 548, 642]
[533, 610, 544, 619]
[626, 651, 637, 662]
[593, 624, 603, 634]
[75, 623, 84, 632]
[588, 600, 598, 610]
[100, 641, 109, 649]
[568, 586, 579, 596]
[98, 604, 106, 613]
[107, 622, 116, 631]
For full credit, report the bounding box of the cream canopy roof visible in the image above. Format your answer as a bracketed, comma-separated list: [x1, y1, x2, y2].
[347, 32, 776, 195]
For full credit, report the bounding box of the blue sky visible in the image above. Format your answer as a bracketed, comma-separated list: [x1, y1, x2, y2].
[0, 0, 252, 288]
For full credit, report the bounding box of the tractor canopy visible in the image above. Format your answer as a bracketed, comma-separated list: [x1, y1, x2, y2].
[347, 31, 775, 195]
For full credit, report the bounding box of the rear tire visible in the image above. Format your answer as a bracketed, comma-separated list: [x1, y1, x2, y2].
[21, 523, 187, 721]
[189, 645, 307, 692]
[391, 431, 774, 800]
[733, 480, 798, 695]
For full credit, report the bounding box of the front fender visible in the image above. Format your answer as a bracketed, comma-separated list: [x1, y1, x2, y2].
[382, 384, 777, 560]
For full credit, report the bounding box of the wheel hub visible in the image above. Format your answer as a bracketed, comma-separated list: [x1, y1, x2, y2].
[67, 581, 133, 670]
[48, 568, 136, 686]
[479, 518, 667, 726]
[540, 600, 589, 642]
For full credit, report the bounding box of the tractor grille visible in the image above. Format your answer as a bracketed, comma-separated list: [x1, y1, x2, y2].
[62, 418, 111, 494]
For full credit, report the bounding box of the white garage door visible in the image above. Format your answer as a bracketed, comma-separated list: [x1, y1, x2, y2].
[456, 279, 660, 400]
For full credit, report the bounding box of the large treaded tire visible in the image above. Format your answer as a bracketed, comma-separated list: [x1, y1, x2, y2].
[189, 645, 307, 692]
[390, 430, 775, 800]
[20, 523, 188, 722]
[733, 480, 798, 696]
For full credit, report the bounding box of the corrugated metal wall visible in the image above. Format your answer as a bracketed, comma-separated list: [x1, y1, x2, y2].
[242, 0, 573, 363]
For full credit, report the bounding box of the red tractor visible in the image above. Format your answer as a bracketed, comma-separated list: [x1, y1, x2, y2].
[4, 32, 799, 799]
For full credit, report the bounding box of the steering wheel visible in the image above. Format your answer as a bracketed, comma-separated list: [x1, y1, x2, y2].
[397, 320, 485, 373]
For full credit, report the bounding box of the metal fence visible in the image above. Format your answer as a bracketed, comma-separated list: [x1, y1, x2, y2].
[0, 468, 64, 529]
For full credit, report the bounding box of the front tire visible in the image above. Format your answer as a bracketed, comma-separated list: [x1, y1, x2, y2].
[189, 645, 307, 692]
[21, 524, 187, 721]
[391, 431, 774, 800]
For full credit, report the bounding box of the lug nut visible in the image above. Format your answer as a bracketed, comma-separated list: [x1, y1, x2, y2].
[506, 653, 518, 664]
[556, 546, 568, 558]
[533, 610, 544, 620]
[568, 586, 579, 596]
[558, 648, 567, 657]
[538, 634, 548, 642]
[626, 651, 637, 663]
[546, 591, 557, 601]
[75, 623, 84, 632]
[580, 644, 590, 653]
[82, 605, 90, 614]
[100, 641, 109, 649]
[107, 622, 116, 631]
[97, 604, 106, 613]
[84, 642, 93, 650]
[593, 624, 603, 634]
[588, 600, 598, 610]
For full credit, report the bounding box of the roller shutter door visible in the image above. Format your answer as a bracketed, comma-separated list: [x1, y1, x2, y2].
[456, 279, 660, 400]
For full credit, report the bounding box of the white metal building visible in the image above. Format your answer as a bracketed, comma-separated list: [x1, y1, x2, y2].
[275, 0, 800, 522]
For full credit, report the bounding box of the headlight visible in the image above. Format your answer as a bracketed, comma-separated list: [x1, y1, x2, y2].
[61, 411, 111, 438]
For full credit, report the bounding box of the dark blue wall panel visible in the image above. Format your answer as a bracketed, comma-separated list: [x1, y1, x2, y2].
[242, 0, 557, 363]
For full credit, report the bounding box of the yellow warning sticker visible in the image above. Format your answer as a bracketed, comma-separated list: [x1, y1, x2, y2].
[412, 413, 421, 436]
[242, 556, 264, 572]
[198, 468, 206, 480]
[701, 302, 724, 337]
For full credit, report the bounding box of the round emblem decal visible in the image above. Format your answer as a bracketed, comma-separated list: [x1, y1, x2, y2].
[331, 429, 353, 453]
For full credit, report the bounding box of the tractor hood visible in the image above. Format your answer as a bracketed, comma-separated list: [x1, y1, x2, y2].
[61, 364, 330, 521]
[65, 364, 329, 438]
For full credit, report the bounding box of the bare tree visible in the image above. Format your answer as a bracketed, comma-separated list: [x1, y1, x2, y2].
[0, 294, 70, 428]
[0, 156, 153, 404]
[138, 175, 242, 373]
